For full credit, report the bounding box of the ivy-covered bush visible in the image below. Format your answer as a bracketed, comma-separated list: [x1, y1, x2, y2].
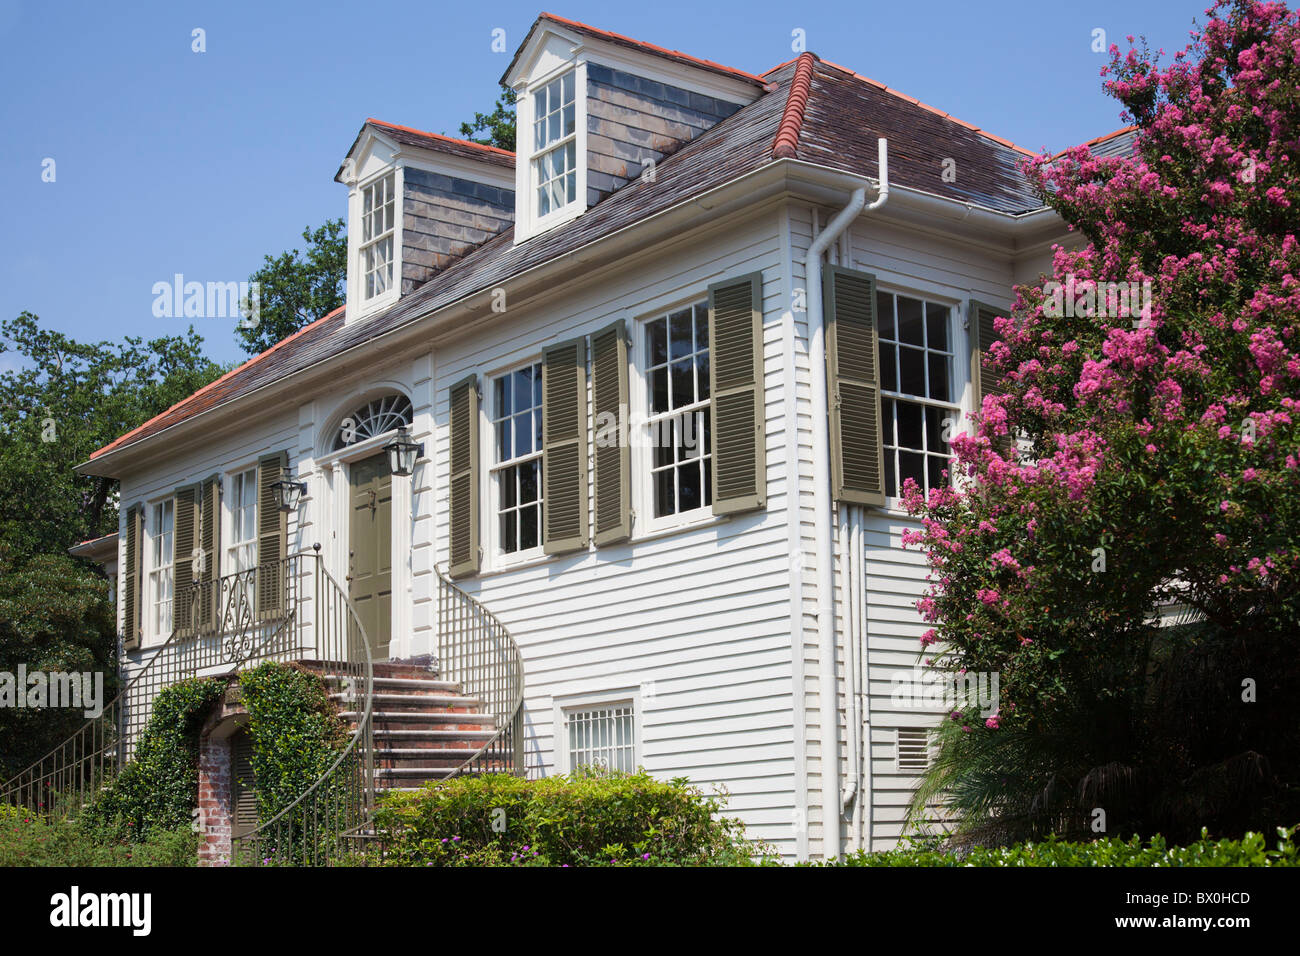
[237, 662, 348, 828]
[80, 676, 224, 839]
[371, 768, 766, 866]
[811, 826, 1300, 867]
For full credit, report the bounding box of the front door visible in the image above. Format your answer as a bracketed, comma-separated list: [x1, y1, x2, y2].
[348, 452, 392, 660]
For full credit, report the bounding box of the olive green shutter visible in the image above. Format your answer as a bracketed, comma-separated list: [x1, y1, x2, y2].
[969, 299, 1013, 455]
[825, 265, 886, 506]
[171, 484, 198, 636]
[122, 504, 143, 650]
[969, 299, 1005, 407]
[198, 475, 221, 631]
[542, 337, 589, 555]
[448, 375, 480, 579]
[230, 731, 258, 840]
[590, 320, 631, 546]
[708, 272, 766, 514]
[256, 451, 289, 616]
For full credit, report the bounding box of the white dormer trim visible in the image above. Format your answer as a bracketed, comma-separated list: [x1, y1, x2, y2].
[342, 134, 403, 323]
[512, 39, 588, 244]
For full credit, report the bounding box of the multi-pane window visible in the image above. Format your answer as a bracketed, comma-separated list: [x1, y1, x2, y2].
[532, 71, 577, 218]
[149, 500, 174, 638]
[361, 174, 395, 300]
[566, 703, 635, 773]
[228, 468, 258, 574]
[492, 364, 543, 555]
[645, 303, 712, 518]
[876, 291, 957, 497]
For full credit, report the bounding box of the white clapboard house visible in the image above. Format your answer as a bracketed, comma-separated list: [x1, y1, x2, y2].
[72, 14, 1130, 859]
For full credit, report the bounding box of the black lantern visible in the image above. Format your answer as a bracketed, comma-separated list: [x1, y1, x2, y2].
[270, 477, 307, 512]
[384, 427, 423, 478]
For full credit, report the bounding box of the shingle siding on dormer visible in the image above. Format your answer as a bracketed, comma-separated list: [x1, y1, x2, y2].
[402, 167, 515, 293]
[585, 63, 743, 206]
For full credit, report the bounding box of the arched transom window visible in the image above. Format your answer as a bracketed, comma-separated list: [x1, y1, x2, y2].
[333, 393, 413, 450]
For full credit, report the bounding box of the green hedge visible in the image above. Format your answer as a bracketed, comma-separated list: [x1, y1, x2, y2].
[370, 768, 765, 866]
[0, 805, 196, 866]
[810, 827, 1300, 866]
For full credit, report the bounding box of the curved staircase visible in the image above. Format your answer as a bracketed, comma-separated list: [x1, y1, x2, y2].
[2, 552, 524, 867]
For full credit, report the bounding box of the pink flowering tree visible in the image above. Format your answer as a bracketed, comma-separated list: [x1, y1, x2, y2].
[906, 0, 1300, 842]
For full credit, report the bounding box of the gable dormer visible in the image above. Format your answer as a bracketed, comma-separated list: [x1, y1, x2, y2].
[337, 120, 516, 323]
[502, 14, 766, 243]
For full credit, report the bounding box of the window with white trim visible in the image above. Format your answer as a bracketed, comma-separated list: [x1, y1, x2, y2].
[565, 702, 636, 773]
[149, 500, 174, 638]
[360, 174, 395, 300]
[532, 71, 577, 219]
[876, 291, 956, 498]
[644, 302, 711, 519]
[228, 468, 257, 575]
[491, 364, 543, 555]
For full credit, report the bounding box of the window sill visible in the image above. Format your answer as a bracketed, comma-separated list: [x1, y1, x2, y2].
[633, 508, 728, 545]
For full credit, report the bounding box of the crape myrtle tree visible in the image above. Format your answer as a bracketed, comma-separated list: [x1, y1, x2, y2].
[904, 0, 1300, 844]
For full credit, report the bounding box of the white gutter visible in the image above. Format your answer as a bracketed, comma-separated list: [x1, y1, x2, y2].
[804, 138, 889, 859]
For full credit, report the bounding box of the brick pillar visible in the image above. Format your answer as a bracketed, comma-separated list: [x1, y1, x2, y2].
[197, 735, 232, 866]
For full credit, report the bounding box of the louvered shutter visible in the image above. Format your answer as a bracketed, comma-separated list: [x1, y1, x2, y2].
[707, 272, 766, 514]
[230, 731, 259, 840]
[448, 375, 480, 579]
[198, 475, 221, 631]
[969, 299, 1013, 455]
[256, 451, 289, 617]
[122, 505, 143, 650]
[825, 265, 886, 506]
[542, 336, 589, 555]
[590, 321, 631, 546]
[171, 485, 198, 636]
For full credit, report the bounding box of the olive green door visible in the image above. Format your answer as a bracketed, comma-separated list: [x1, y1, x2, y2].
[348, 453, 392, 660]
[230, 729, 258, 843]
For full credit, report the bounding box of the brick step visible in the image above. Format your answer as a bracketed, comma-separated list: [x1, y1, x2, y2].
[343, 711, 497, 731]
[299, 659, 440, 681]
[371, 749, 483, 769]
[371, 728, 497, 745]
[322, 675, 463, 695]
[331, 693, 483, 711]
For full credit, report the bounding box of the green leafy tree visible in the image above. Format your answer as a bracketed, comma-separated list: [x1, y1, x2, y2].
[0, 314, 223, 781]
[236, 219, 347, 356]
[905, 0, 1300, 844]
[459, 85, 517, 151]
[0, 313, 224, 557]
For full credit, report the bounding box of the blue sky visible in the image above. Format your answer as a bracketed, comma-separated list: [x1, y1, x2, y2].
[0, 0, 1204, 369]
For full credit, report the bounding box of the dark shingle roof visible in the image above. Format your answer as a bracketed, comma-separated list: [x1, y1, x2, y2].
[91, 45, 1094, 465]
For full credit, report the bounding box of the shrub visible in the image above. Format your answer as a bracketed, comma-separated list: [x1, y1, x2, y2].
[80, 676, 224, 839]
[810, 826, 1300, 867]
[371, 768, 768, 866]
[0, 806, 197, 867]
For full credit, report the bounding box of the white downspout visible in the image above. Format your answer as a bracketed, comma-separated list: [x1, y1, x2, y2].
[804, 138, 889, 859]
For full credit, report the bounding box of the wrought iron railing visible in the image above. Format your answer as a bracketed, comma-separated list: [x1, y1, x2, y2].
[436, 569, 525, 778]
[0, 552, 317, 818]
[231, 557, 374, 866]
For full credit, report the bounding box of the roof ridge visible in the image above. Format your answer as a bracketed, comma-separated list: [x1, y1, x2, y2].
[537, 12, 768, 86]
[88, 304, 346, 461]
[367, 118, 515, 157]
[812, 58, 1037, 157]
[772, 53, 817, 159]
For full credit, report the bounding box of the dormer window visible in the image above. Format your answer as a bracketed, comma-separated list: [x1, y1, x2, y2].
[532, 70, 577, 219]
[361, 173, 395, 300]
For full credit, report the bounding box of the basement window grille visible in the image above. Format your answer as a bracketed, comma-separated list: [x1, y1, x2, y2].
[566, 703, 635, 773]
